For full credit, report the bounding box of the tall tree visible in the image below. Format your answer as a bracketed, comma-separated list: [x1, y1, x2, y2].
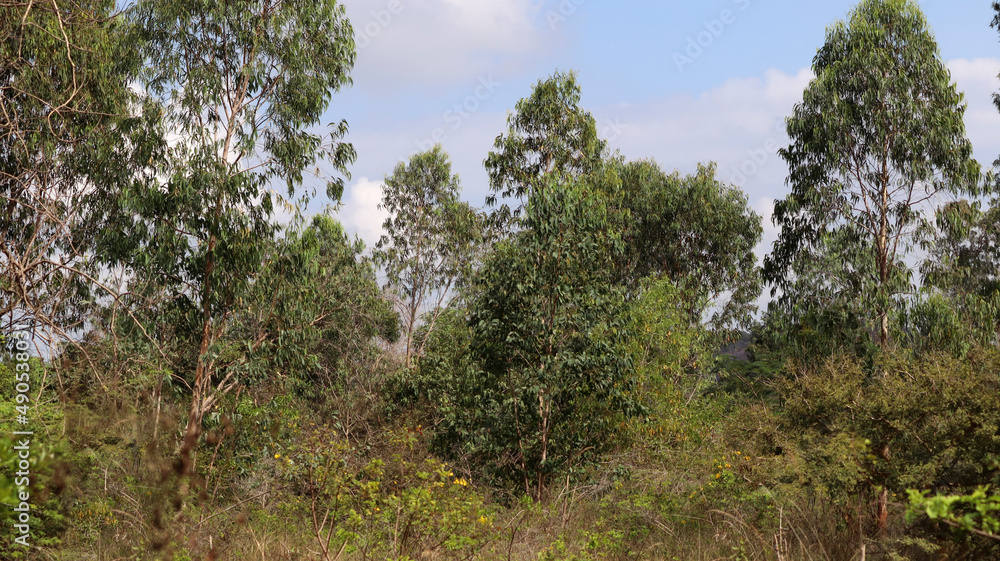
[764, 0, 982, 348]
[484, 70, 606, 231]
[461, 176, 641, 499]
[610, 160, 763, 333]
[763, 0, 983, 533]
[1, 0, 155, 346]
[374, 146, 483, 368]
[123, 0, 356, 439]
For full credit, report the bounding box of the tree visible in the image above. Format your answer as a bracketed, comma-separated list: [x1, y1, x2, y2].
[905, 201, 1000, 355]
[373, 146, 483, 369]
[484, 70, 606, 231]
[921, 200, 1000, 300]
[610, 160, 763, 333]
[624, 276, 716, 412]
[122, 0, 356, 439]
[764, 0, 982, 348]
[1, 0, 156, 347]
[757, 228, 885, 363]
[236, 215, 398, 396]
[458, 176, 642, 499]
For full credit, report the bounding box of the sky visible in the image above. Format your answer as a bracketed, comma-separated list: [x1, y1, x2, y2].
[326, 0, 1000, 264]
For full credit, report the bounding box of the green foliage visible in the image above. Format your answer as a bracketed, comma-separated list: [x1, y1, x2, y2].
[898, 292, 1000, 358]
[374, 146, 485, 367]
[484, 70, 607, 230]
[765, 0, 982, 347]
[910, 199, 1000, 356]
[624, 276, 715, 419]
[386, 306, 477, 424]
[458, 177, 642, 498]
[921, 200, 1000, 300]
[609, 160, 763, 333]
[236, 214, 397, 395]
[756, 274, 879, 365]
[775, 349, 1000, 520]
[907, 486, 1000, 541]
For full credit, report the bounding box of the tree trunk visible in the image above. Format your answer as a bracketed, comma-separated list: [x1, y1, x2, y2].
[876, 487, 889, 535]
[186, 232, 217, 450]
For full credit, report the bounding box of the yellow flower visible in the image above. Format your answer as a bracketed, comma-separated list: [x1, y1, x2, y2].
[275, 453, 281, 459]
[454, 478, 468, 486]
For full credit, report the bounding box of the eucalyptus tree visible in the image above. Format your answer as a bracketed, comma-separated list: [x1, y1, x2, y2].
[459, 176, 641, 499]
[611, 160, 762, 333]
[373, 146, 483, 368]
[238, 214, 398, 396]
[0, 0, 154, 346]
[123, 0, 356, 438]
[484, 70, 606, 232]
[764, 0, 982, 348]
[762, 0, 983, 535]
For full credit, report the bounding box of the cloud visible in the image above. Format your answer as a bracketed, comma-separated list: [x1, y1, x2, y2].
[595, 67, 813, 174]
[346, 0, 556, 93]
[947, 58, 1000, 166]
[335, 177, 388, 251]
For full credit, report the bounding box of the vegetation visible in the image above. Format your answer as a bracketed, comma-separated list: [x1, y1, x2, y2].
[2, 0, 1000, 559]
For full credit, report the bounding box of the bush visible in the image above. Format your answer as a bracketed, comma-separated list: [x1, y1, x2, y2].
[771, 347, 1000, 552]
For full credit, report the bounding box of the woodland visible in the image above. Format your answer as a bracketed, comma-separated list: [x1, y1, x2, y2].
[3, 0, 1000, 559]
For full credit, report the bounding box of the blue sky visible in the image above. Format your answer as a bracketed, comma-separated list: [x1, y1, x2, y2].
[328, 0, 1000, 262]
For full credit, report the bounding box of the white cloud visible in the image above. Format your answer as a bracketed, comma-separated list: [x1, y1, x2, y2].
[947, 58, 1000, 166]
[346, 0, 555, 92]
[595, 59, 1000, 193]
[335, 177, 388, 251]
[596, 67, 812, 173]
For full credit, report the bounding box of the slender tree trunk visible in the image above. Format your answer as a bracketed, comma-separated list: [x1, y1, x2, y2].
[876, 487, 889, 535]
[876, 166, 891, 533]
[404, 297, 417, 369]
[537, 390, 550, 500]
[187, 233, 216, 447]
[878, 162, 891, 348]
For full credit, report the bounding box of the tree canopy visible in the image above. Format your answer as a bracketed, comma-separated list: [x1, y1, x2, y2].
[764, 0, 982, 347]
[484, 70, 606, 231]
